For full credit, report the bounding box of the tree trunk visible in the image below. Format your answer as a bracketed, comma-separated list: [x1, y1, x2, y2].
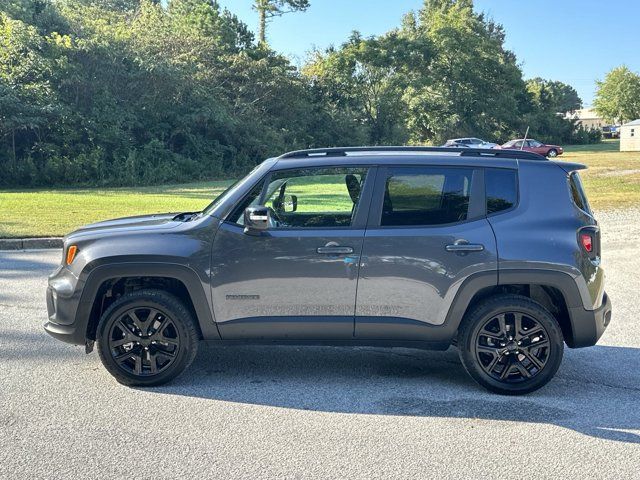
[258, 2, 267, 45]
[12, 129, 16, 169]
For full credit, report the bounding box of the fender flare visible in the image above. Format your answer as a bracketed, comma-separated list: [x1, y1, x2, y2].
[444, 269, 591, 347]
[76, 262, 221, 341]
[438, 271, 498, 342]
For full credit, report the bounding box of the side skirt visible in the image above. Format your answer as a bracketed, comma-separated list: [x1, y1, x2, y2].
[203, 338, 451, 351]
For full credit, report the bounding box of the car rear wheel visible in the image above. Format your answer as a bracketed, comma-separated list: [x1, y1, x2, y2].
[97, 289, 199, 386]
[547, 148, 558, 157]
[457, 294, 564, 395]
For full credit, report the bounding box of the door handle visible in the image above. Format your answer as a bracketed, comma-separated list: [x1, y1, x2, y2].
[317, 246, 354, 255]
[445, 243, 484, 252]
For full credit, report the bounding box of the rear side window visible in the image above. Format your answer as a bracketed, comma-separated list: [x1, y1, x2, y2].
[486, 168, 517, 214]
[569, 172, 592, 214]
[381, 167, 473, 226]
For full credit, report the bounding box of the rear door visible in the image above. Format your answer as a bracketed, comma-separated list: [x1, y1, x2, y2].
[210, 166, 375, 340]
[354, 165, 498, 340]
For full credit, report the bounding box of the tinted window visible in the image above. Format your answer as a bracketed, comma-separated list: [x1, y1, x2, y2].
[569, 172, 592, 214]
[264, 167, 368, 228]
[381, 167, 473, 226]
[486, 168, 517, 214]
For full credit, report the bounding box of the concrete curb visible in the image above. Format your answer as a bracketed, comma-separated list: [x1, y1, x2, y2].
[0, 238, 63, 251]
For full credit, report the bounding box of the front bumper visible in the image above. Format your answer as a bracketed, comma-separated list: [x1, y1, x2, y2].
[567, 291, 612, 348]
[44, 274, 87, 346]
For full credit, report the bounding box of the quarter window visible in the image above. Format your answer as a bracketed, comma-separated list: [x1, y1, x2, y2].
[381, 167, 474, 226]
[486, 168, 517, 214]
[569, 172, 592, 214]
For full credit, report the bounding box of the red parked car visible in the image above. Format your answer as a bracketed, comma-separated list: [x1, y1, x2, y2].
[496, 139, 563, 157]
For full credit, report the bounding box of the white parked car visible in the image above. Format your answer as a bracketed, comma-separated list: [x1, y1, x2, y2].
[443, 137, 498, 149]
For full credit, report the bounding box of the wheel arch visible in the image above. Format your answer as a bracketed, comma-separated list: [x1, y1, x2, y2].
[446, 269, 585, 347]
[78, 263, 220, 342]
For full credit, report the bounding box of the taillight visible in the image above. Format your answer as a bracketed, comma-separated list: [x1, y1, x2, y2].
[578, 227, 599, 261]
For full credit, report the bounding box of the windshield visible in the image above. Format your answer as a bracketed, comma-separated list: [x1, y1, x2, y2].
[201, 162, 266, 215]
[201, 180, 241, 215]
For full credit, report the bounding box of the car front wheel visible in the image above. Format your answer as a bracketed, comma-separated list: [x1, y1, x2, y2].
[547, 148, 558, 157]
[96, 289, 199, 386]
[457, 294, 564, 395]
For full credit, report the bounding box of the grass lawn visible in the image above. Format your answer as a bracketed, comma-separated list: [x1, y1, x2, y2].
[0, 181, 234, 238]
[1, 140, 638, 238]
[563, 140, 640, 210]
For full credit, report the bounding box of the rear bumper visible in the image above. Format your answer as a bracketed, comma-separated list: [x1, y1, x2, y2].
[567, 291, 612, 348]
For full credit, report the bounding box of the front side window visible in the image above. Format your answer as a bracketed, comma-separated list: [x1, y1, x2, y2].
[381, 167, 474, 226]
[486, 168, 517, 214]
[262, 167, 368, 228]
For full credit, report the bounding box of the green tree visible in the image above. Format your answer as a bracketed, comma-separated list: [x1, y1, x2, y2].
[168, 0, 253, 50]
[253, 0, 309, 45]
[304, 31, 431, 144]
[526, 77, 582, 113]
[404, 0, 528, 143]
[594, 66, 640, 124]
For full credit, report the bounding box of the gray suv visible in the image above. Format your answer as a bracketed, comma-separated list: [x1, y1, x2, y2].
[45, 146, 612, 394]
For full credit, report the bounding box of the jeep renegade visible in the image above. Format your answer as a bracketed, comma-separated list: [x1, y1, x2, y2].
[45, 146, 612, 394]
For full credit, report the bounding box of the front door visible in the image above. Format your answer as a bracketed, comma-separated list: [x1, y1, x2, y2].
[210, 166, 374, 340]
[355, 165, 498, 340]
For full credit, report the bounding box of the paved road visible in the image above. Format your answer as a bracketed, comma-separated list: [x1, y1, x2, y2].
[1, 211, 639, 479]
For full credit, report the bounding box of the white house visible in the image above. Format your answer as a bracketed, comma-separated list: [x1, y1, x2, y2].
[620, 120, 640, 152]
[564, 108, 605, 130]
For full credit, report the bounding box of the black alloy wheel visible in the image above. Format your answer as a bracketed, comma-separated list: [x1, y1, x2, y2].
[97, 290, 199, 386]
[458, 295, 564, 395]
[473, 311, 550, 382]
[107, 306, 180, 376]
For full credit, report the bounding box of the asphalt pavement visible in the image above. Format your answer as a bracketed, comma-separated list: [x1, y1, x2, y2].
[1, 210, 639, 479]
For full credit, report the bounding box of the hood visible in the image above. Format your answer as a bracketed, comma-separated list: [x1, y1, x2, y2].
[67, 212, 184, 240]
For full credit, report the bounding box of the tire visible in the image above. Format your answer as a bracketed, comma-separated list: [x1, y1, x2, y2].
[547, 149, 558, 157]
[457, 294, 564, 395]
[97, 289, 199, 387]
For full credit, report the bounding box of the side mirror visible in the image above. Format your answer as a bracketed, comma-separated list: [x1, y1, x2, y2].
[243, 206, 270, 234]
[283, 194, 297, 213]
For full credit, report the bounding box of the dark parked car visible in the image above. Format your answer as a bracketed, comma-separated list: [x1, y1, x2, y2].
[497, 139, 563, 157]
[45, 146, 611, 394]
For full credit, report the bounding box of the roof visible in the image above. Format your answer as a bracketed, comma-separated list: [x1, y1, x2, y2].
[622, 119, 640, 126]
[270, 146, 550, 171]
[278, 146, 546, 161]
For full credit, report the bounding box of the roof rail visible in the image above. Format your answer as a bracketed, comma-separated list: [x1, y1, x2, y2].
[278, 146, 547, 161]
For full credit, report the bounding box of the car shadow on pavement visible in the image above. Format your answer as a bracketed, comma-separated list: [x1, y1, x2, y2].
[151, 343, 640, 444]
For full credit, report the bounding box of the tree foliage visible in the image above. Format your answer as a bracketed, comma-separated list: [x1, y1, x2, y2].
[526, 78, 582, 113]
[0, 0, 590, 188]
[304, 0, 582, 146]
[0, 0, 322, 186]
[594, 66, 640, 124]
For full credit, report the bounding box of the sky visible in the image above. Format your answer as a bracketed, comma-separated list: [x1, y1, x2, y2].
[218, 0, 640, 106]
